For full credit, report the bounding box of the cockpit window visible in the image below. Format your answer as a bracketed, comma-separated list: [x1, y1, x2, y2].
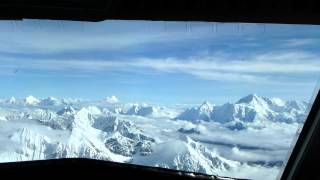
[0, 20, 319, 180]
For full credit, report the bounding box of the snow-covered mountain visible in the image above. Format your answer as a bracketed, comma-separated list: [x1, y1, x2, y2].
[133, 136, 237, 175]
[0, 105, 156, 163]
[122, 104, 159, 117]
[176, 94, 308, 124]
[2, 128, 53, 162]
[0, 96, 73, 107]
[97, 116, 155, 156]
[120, 103, 176, 118]
[0, 94, 308, 180]
[175, 101, 214, 122]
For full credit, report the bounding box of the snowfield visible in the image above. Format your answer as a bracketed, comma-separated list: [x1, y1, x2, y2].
[0, 94, 310, 180]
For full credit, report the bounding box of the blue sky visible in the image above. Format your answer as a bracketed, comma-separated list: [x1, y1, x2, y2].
[0, 20, 319, 104]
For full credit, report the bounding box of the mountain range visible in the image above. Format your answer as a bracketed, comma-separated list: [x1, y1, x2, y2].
[0, 94, 309, 180]
[176, 94, 308, 125]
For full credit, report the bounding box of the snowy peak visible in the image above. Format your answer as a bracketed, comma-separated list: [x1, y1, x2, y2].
[134, 136, 235, 174]
[236, 94, 287, 111]
[57, 106, 75, 116]
[175, 101, 214, 122]
[123, 104, 160, 117]
[94, 116, 148, 140]
[199, 101, 214, 112]
[236, 94, 307, 112]
[176, 94, 308, 125]
[71, 107, 98, 128]
[237, 94, 260, 104]
[236, 94, 270, 110]
[67, 109, 155, 157]
[102, 119, 155, 156]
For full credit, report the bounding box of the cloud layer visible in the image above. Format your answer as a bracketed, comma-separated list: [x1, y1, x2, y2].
[0, 50, 319, 85]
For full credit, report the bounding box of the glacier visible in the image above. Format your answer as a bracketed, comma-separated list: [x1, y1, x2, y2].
[0, 94, 309, 180]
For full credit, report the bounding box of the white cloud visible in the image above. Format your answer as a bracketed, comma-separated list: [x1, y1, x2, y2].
[0, 21, 219, 55]
[189, 71, 266, 82]
[0, 21, 319, 86]
[135, 51, 320, 74]
[283, 38, 316, 47]
[106, 95, 119, 104]
[0, 51, 319, 85]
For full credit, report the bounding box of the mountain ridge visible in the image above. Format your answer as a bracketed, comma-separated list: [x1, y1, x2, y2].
[175, 94, 308, 125]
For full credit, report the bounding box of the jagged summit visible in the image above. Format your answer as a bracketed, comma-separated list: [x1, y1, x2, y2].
[199, 101, 214, 112]
[175, 100, 214, 122]
[237, 94, 261, 104]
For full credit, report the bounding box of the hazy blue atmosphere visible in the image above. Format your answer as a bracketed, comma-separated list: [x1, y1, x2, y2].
[0, 20, 319, 104]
